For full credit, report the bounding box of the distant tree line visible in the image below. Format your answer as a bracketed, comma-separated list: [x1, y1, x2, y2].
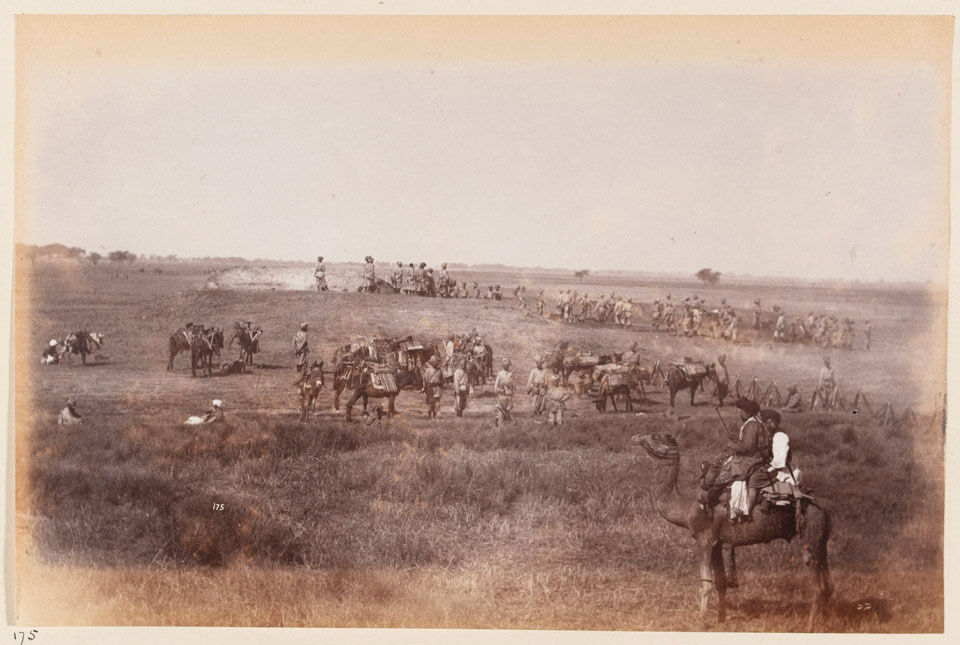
[15, 243, 185, 264]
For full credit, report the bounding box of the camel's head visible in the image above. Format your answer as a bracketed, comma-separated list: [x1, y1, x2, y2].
[631, 433, 680, 460]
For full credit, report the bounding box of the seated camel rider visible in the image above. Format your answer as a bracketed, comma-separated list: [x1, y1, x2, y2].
[184, 399, 225, 425]
[700, 398, 772, 519]
[760, 409, 802, 485]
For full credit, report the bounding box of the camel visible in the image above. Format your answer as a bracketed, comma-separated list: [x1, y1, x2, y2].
[631, 432, 832, 630]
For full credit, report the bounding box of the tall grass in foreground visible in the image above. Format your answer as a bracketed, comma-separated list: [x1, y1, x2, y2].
[23, 403, 943, 630]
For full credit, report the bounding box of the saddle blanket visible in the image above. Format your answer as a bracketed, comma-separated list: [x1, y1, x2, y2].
[371, 372, 399, 393]
[573, 353, 600, 367]
[603, 373, 626, 388]
[672, 361, 707, 377]
[594, 363, 629, 375]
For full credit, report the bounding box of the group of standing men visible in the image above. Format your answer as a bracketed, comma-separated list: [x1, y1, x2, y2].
[390, 261, 450, 297]
[651, 294, 737, 341]
[766, 302, 871, 350]
[552, 290, 635, 327]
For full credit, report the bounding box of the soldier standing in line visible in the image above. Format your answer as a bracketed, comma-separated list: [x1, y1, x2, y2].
[392, 262, 403, 292]
[404, 263, 416, 294]
[537, 289, 545, 316]
[774, 307, 786, 341]
[423, 355, 444, 419]
[753, 299, 762, 329]
[360, 256, 376, 292]
[314, 256, 328, 292]
[863, 319, 872, 350]
[692, 301, 703, 335]
[453, 359, 469, 417]
[438, 263, 451, 297]
[527, 357, 548, 415]
[293, 322, 309, 373]
[414, 263, 427, 295]
[494, 359, 515, 428]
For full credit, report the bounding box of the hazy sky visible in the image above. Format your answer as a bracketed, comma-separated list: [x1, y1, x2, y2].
[17, 16, 951, 282]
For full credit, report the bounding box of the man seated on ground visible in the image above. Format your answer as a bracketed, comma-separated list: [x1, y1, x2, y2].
[41, 339, 61, 365]
[184, 399, 225, 425]
[781, 384, 804, 413]
[58, 397, 83, 425]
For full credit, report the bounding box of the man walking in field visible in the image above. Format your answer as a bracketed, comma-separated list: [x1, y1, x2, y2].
[314, 256, 328, 292]
[494, 359, 515, 428]
[816, 356, 837, 408]
[714, 353, 730, 406]
[546, 374, 571, 425]
[293, 322, 309, 373]
[423, 355, 444, 419]
[453, 359, 469, 417]
[527, 357, 548, 415]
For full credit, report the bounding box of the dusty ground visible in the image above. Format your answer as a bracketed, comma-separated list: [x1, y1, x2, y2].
[13, 261, 946, 631]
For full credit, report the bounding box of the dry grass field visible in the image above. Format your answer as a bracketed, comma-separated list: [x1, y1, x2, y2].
[13, 261, 945, 631]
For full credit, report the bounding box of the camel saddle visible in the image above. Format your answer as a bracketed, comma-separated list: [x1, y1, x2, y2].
[700, 459, 814, 510]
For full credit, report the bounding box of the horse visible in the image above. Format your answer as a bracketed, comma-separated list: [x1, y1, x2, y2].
[230, 323, 262, 365]
[545, 347, 622, 388]
[341, 364, 423, 421]
[297, 360, 325, 421]
[594, 366, 648, 412]
[191, 327, 224, 378]
[61, 331, 104, 366]
[168, 328, 192, 371]
[665, 361, 717, 409]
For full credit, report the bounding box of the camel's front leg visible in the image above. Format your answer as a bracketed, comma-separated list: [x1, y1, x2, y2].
[724, 544, 738, 588]
[697, 540, 715, 626]
[712, 542, 727, 623]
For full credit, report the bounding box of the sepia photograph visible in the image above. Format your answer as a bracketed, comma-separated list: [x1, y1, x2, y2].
[6, 7, 954, 637]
